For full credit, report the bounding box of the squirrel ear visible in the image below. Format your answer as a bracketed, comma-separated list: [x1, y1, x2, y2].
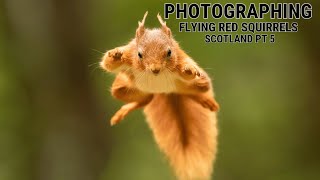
[136, 11, 148, 39]
[157, 13, 171, 38]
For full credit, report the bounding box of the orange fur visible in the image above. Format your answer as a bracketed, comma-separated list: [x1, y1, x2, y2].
[100, 12, 219, 180]
[145, 94, 218, 180]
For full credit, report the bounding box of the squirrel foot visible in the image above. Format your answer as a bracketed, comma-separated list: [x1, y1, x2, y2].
[190, 95, 219, 112]
[110, 102, 141, 126]
[110, 106, 130, 126]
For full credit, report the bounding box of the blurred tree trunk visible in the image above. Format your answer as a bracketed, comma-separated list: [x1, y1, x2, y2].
[4, 0, 109, 180]
[296, 0, 320, 167]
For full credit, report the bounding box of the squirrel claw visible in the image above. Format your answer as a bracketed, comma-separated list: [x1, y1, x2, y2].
[182, 64, 200, 80]
[107, 48, 123, 61]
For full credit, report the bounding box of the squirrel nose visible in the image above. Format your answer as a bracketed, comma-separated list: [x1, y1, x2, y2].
[151, 69, 160, 75]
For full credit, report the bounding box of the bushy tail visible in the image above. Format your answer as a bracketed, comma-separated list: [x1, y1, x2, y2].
[144, 94, 218, 180]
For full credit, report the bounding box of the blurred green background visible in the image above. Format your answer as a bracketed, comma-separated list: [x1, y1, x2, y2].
[0, 0, 319, 180]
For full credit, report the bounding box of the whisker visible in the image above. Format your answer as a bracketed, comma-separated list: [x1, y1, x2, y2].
[166, 68, 175, 91]
[134, 71, 144, 89]
[131, 71, 146, 94]
[88, 62, 104, 76]
[146, 71, 150, 92]
[164, 69, 174, 92]
[91, 65, 100, 74]
[125, 84, 134, 95]
[88, 62, 100, 67]
[141, 71, 147, 88]
[91, 48, 105, 54]
[163, 70, 169, 91]
[122, 66, 131, 74]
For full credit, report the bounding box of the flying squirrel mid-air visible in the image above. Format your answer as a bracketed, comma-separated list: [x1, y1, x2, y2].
[100, 12, 220, 180]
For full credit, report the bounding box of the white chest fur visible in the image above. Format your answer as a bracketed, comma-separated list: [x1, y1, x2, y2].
[133, 69, 178, 93]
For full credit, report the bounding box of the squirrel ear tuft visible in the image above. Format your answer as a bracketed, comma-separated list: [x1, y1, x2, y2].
[157, 13, 171, 38]
[136, 11, 148, 39]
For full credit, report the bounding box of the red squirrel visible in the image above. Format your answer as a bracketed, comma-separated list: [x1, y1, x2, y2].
[100, 12, 219, 180]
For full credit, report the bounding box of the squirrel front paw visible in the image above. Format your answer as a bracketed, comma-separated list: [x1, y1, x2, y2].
[101, 48, 125, 71]
[193, 75, 210, 92]
[181, 64, 201, 80]
[107, 48, 123, 61]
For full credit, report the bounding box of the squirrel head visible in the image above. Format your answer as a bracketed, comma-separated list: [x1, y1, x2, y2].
[133, 12, 179, 75]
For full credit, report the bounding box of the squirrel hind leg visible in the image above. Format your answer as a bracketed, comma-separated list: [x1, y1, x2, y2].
[109, 73, 153, 125]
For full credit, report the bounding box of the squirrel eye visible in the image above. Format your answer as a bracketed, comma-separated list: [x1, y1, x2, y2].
[167, 49, 171, 58]
[138, 52, 143, 59]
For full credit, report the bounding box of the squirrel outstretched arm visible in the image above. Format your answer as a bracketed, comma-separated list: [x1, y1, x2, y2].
[101, 12, 219, 180]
